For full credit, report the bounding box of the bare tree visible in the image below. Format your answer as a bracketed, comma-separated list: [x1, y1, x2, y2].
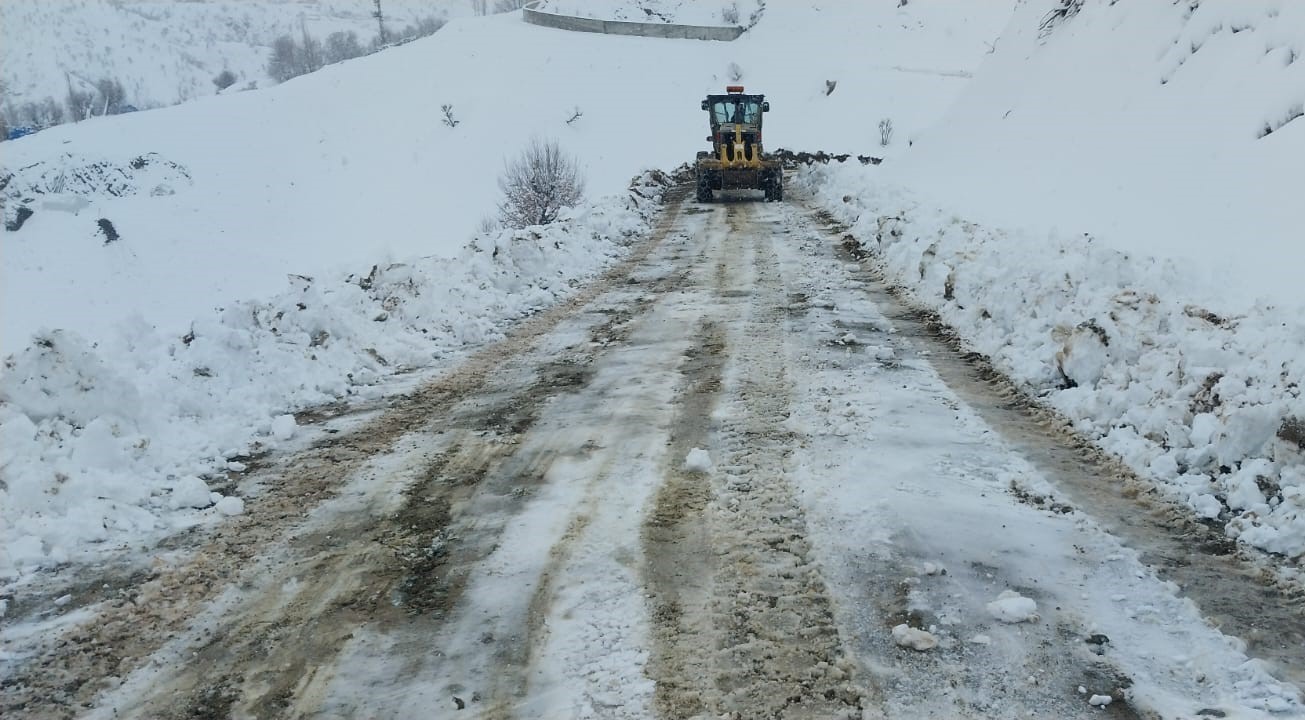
[300, 26, 324, 74]
[878, 118, 893, 147]
[325, 30, 364, 63]
[373, 0, 388, 44]
[470, 0, 488, 16]
[65, 74, 95, 121]
[94, 77, 127, 115]
[267, 35, 301, 82]
[498, 138, 586, 229]
[493, 0, 527, 12]
[39, 96, 64, 126]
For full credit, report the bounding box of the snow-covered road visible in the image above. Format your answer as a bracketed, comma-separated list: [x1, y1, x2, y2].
[4, 189, 1301, 719]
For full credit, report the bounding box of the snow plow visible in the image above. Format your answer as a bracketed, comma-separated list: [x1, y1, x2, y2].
[695, 86, 783, 202]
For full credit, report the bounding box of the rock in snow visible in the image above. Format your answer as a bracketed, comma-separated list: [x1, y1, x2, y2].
[891, 623, 939, 651]
[684, 447, 714, 473]
[986, 590, 1039, 623]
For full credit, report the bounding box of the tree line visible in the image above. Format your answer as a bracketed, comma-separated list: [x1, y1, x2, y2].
[267, 16, 445, 83]
[1, 76, 132, 140]
[0, 10, 449, 141]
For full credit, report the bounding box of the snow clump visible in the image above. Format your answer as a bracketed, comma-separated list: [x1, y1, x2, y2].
[215, 495, 245, 517]
[891, 623, 938, 651]
[986, 590, 1039, 623]
[170, 476, 214, 509]
[270, 414, 297, 441]
[684, 447, 714, 473]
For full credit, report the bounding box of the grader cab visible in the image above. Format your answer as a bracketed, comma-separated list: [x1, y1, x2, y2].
[695, 86, 782, 202]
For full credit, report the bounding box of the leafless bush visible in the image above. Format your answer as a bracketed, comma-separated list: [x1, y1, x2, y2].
[727, 62, 743, 82]
[878, 118, 894, 147]
[213, 69, 237, 90]
[325, 31, 365, 63]
[1039, 0, 1085, 37]
[722, 3, 740, 24]
[498, 138, 585, 229]
[441, 104, 459, 128]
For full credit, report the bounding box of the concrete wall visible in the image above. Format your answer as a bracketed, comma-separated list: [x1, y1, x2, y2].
[521, 2, 744, 41]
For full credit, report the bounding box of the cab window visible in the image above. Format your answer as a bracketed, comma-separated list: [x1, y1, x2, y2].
[712, 100, 761, 125]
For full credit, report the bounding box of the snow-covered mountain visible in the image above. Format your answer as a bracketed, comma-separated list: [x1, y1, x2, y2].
[0, 0, 473, 112]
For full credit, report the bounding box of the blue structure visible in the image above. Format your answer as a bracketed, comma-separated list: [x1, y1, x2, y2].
[5, 126, 37, 141]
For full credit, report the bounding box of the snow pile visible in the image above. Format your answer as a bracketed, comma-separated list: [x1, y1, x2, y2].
[0, 170, 671, 578]
[985, 590, 1039, 624]
[531, 0, 761, 27]
[801, 168, 1305, 560]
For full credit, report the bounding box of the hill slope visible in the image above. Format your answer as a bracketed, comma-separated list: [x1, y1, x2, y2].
[0, 0, 470, 110]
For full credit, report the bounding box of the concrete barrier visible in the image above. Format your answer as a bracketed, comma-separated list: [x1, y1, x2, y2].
[522, 2, 744, 41]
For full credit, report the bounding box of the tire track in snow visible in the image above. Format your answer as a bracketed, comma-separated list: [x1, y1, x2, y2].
[643, 201, 864, 719]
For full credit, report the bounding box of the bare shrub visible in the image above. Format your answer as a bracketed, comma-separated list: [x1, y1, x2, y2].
[878, 117, 893, 147]
[213, 69, 237, 90]
[727, 62, 743, 82]
[1039, 0, 1085, 37]
[325, 31, 364, 63]
[441, 104, 459, 128]
[722, 3, 740, 24]
[497, 138, 585, 229]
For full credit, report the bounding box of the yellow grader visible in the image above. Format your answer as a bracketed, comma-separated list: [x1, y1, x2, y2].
[695, 86, 783, 202]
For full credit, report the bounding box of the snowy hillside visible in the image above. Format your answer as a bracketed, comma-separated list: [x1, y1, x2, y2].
[891, 0, 1305, 307]
[0, 2, 1016, 576]
[803, 0, 1305, 559]
[0, 0, 471, 110]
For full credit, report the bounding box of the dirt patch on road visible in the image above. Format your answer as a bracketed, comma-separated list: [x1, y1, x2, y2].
[643, 320, 727, 720]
